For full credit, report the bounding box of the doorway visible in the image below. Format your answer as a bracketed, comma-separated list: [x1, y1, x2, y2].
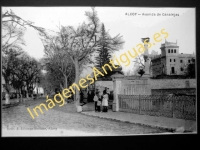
[171, 67, 175, 74]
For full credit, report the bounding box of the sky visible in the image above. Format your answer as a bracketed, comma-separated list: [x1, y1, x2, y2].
[2, 7, 195, 76]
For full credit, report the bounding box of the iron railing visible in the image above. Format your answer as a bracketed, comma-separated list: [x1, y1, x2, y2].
[118, 95, 196, 120]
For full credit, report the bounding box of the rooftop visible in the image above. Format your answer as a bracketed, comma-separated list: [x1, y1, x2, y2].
[178, 54, 195, 57]
[161, 39, 178, 48]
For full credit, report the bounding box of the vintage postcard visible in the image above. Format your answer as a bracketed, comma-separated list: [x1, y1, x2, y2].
[2, 7, 196, 136]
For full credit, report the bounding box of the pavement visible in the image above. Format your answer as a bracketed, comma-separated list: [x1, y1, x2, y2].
[81, 110, 197, 133]
[2, 99, 196, 134]
[2, 99, 169, 136]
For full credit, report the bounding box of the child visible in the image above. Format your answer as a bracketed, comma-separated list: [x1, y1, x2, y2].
[102, 91, 108, 112]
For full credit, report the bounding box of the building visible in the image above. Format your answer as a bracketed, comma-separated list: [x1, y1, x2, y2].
[150, 39, 195, 77]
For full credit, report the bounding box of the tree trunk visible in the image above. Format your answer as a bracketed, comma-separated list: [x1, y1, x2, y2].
[74, 57, 80, 107]
[17, 89, 20, 103]
[63, 74, 68, 102]
[36, 83, 38, 99]
[26, 84, 30, 100]
[26, 90, 29, 99]
[5, 92, 10, 104]
[64, 75, 68, 89]
[20, 87, 23, 102]
[4, 84, 10, 104]
[32, 93, 34, 100]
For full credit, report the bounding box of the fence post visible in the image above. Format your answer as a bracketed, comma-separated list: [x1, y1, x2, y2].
[183, 98, 185, 119]
[172, 97, 174, 118]
[139, 94, 141, 114]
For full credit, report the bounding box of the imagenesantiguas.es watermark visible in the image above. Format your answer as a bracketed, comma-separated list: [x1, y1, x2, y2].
[27, 28, 169, 119]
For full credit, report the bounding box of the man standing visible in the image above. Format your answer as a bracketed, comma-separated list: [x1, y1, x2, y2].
[87, 90, 92, 102]
[106, 88, 110, 109]
[103, 87, 107, 95]
[80, 90, 84, 103]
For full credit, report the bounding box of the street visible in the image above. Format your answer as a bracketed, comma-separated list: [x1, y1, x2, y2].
[2, 98, 169, 136]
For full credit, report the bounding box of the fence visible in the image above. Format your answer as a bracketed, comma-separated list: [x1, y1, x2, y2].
[118, 95, 196, 120]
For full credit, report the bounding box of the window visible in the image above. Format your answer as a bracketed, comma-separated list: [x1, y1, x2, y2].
[174, 59, 176, 62]
[168, 49, 170, 53]
[170, 59, 171, 62]
[174, 49, 176, 53]
[171, 49, 173, 53]
[180, 67, 184, 71]
[180, 60, 183, 63]
[188, 60, 190, 63]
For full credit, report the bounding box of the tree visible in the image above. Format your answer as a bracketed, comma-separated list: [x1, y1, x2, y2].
[2, 49, 23, 104]
[132, 54, 145, 76]
[13, 53, 41, 100]
[2, 9, 46, 104]
[39, 71, 59, 97]
[151, 50, 158, 55]
[2, 22, 25, 54]
[2, 9, 46, 36]
[95, 23, 112, 69]
[40, 8, 124, 108]
[138, 69, 145, 77]
[2, 50, 41, 103]
[58, 8, 99, 107]
[2, 16, 26, 103]
[10, 54, 26, 102]
[185, 58, 195, 78]
[39, 8, 99, 107]
[43, 36, 75, 90]
[94, 23, 124, 77]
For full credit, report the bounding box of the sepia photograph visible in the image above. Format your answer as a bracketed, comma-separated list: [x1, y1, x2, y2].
[1, 6, 196, 136]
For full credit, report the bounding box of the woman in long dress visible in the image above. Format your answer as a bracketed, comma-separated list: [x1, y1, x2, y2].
[93, 92, 99, 112]
[102, 91, 108, 112]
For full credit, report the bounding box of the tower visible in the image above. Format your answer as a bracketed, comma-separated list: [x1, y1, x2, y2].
[160, 39, 179, 75]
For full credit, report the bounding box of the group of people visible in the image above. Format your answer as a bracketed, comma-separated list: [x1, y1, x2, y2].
[93, 87, 110, 112]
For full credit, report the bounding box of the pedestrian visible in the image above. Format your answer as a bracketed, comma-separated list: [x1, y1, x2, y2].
[93, 92, 99, 112]
[102, 90, 109, 112]
[106, 88, 111, 109]
[69, 89, 74, 102]
[80, 90, 84, 103]
[97, 91, 102, 112]
[91, 90, 95, 101]
[103, 87, 107, 95]
[87, 90, 93, 102]
[106, 88, 110, 100]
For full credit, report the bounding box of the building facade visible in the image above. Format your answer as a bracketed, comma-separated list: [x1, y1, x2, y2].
[150, 40, 195, 77]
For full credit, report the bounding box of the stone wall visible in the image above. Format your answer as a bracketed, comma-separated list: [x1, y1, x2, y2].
[151, 88, 196, 95]
[115, 78, 196, 96]
[149, 79, 196, 89]
[122, 78, 151, 95]
[111, 75, 196, 112]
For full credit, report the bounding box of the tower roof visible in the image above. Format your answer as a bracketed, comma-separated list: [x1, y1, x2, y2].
[161, 40, 179, 48]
